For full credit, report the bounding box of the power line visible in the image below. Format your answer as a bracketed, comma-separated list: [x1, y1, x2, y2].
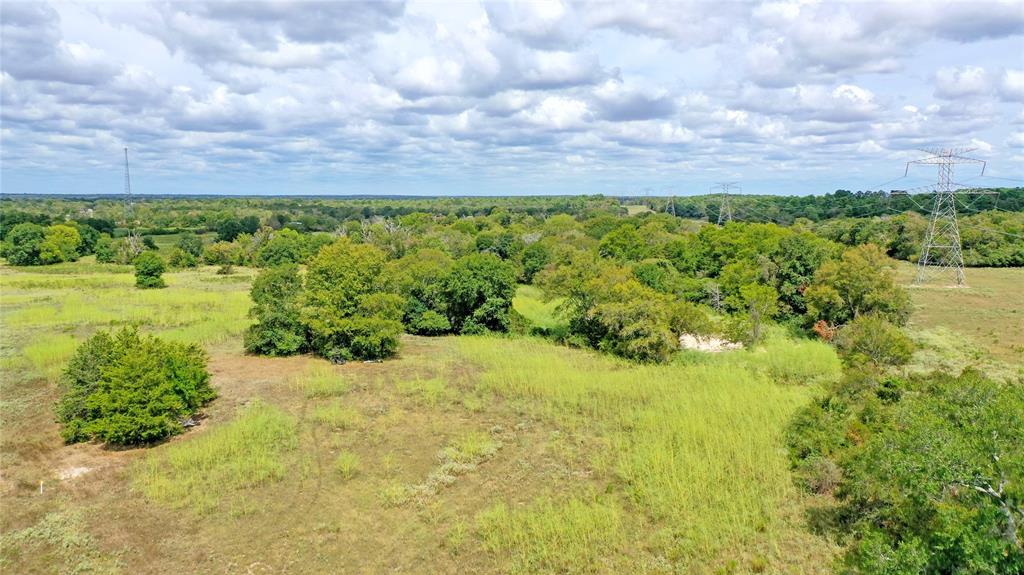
[899, 147, 991, 287]
[710, 182, 740, 225]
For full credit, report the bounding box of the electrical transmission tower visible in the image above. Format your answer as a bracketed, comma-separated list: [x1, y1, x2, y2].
[711, 182, 739, 225]
[666, 195, 676, 216]
[123, 148, 142, 257]
[898, 147, 992, 287]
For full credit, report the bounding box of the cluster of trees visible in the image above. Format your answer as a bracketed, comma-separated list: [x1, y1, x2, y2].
[231, 205, 912, 364]
[245, 238, 519, 361]
[2, 222, 89, 265]
[57, 327, 214, 445]
[787, 368, 1023, 573]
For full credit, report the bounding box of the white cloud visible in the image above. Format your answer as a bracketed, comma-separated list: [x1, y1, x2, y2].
[519, 96, 591, 129]
[934, 66, 991, 99]
[998, 69, 1024, 102]
[1, 0, 1021, 194]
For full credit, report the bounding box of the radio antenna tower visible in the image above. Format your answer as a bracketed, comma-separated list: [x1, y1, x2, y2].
[123, 148, 142, 256]
[899, 147, 992, 287]
[711, 182, 739, 225]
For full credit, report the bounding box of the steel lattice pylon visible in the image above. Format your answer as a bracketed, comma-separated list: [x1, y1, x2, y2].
[123, 147, 142, 257]
[711, 182, 739, 225]
[903, 147, 988, 287]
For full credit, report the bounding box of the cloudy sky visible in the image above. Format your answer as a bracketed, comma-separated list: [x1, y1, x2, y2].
[1, 0, 1023, 196]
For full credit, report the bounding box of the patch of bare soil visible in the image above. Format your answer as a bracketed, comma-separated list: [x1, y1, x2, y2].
[680, 333, 742, 352]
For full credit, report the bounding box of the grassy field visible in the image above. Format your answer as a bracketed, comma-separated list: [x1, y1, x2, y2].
[894, 262, 1024, 379]
[2, 260, 1019, 573]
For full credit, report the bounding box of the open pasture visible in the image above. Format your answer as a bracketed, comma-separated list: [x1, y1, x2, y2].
[0, 260, 843, 574]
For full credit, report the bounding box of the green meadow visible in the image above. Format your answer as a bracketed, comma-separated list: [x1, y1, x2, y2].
[2, 259, 1019, 574]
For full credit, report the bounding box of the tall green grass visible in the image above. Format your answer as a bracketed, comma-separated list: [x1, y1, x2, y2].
[134, 402, 298, 514]
[22, 333, 78, 382]
[457, 335, 831, 561]
[1, 264, 253, 383]
[476, 495, 624, 574]
[512, 285, 565, 331]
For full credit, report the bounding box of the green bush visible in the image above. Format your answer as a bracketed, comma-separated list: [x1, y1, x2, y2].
[834, 314, 915, 367]
[787, 369, 1024, 573]
[805, 244, 911, 326]
[93, 234, 117, 263]
[244, 264, 306, 356]
[56, 327, 215, 446]
[175, 232, 204, 257]
[167, 247, 198, 268]
[134, 251, 166, 288]
[410, 309, 451, 335]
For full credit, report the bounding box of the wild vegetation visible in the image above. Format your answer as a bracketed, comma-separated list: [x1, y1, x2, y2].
[1, 193, 1022, 574]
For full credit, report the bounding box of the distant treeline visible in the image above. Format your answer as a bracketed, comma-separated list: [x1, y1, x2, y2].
[2, 188, 1023, 267]
[642, 187, 1024, 223]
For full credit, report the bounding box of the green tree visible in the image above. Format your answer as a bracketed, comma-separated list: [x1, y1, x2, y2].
[69, 221, 99, 255]
[244, 264, 306, 356]
[598, 225, 651, 261]
[255, 228, 304, 267]
[841, 371, 1023, 573]
[740, 283, 778, 345]
[443, 253, 517, 334]
[134, 251, 166, 288]
[176, 232, 204, 257]
[216, 217, 243, 242]
[203, 241, 243, 265]
[519, 241, 551, 283]
[38, 224, 82, 264]
[94, 234, 117, 263]
[805, 244, 911, 326]
[56, 327, 215, 445]
[2, 222, 45, 265]
[302, 237, 395, 359]
[379, 248, 453, 335]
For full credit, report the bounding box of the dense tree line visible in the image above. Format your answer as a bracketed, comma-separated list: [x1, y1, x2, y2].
[4, 189, 1022, 268]
[232, 206, 910, 363]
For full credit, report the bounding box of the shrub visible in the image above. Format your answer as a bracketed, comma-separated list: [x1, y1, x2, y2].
[175, 232, 204, 257]
[56, 327, 215, 445]
[787, 369, 1024, 573]
[410, 309, 451, 335]
[93, 234, 117, 263]
[134, 251, 166, 288]
[167, 247, 198, 268]
[244, 264, 306, 356]
[343, 316, 402, 360]
[834, 314, 915, 367]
